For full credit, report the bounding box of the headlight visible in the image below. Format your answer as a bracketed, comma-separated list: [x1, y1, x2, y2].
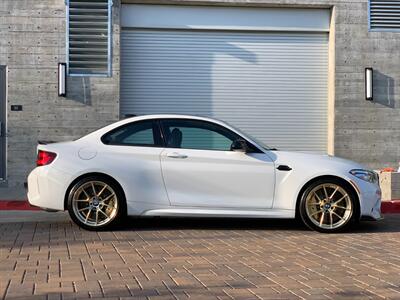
[349, 169, 379, 184]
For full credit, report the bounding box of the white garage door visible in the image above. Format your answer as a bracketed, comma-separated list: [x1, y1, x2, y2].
[120, 5, 330, 153]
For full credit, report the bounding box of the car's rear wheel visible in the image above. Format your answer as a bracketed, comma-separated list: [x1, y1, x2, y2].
[67, 176, 126, 230]
[299, 179, 357, 233]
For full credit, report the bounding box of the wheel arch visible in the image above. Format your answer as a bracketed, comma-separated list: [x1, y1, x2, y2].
[295, 175, 361, 220]
[64, 172, 127, 210]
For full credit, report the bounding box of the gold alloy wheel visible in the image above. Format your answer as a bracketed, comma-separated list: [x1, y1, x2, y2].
[71, 181, 118, 227]
[305, 183, 353, 230]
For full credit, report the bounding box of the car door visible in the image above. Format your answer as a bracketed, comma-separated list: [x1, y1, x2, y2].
[100, 119, 169, 207]
[159, 119, 275, 209]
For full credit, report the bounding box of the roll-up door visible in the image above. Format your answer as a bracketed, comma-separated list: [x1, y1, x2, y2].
[120, 5, 329, 153]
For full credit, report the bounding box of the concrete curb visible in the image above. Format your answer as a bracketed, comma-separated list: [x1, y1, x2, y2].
[1, 200, 400, 213]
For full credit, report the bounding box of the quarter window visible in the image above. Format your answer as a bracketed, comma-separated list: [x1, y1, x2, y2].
[161, 119, 240, 151]
[101, 120, 158, 146]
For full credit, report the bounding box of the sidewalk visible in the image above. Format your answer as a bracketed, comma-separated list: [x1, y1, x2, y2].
[0, 185, 27, 201]
[1, 213, 399, 300]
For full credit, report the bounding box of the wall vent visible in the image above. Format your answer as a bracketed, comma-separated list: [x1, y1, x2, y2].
[370, 0, 400, 31]
[67, 0, 111, 76]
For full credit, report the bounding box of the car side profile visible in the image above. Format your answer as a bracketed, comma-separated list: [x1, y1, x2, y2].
[27, 115, 382, 233]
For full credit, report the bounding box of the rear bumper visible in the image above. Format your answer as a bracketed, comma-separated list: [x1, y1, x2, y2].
[27, 166, 69, 211]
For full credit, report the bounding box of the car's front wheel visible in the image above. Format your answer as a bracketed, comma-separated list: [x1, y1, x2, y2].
[299, 179, 357, 233]
[67, 176, 126, 231]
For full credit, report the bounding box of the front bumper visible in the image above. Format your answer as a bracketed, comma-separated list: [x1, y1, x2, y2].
[351, 177, 382, 221]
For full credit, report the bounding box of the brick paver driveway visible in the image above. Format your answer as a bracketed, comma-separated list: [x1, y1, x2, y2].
[1, 212, 400, 300]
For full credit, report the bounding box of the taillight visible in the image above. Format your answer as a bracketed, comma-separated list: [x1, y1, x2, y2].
[36, 150, 57, 166]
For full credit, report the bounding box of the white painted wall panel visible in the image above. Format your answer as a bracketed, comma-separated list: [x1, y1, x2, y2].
[121, 4, 331, 32]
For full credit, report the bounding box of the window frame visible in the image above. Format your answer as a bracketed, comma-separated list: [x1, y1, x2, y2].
[368, 0, 372, 31]
[101, 119, 163, 147]
[66, 0, 113, 77]
[159, 118, 262, 153]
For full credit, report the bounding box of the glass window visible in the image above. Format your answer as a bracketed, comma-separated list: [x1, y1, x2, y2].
[161, 119, 240, 151]
[101, 120, 157, 146]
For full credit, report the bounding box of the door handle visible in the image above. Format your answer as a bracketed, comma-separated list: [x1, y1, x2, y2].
[166, 152, 188, 159]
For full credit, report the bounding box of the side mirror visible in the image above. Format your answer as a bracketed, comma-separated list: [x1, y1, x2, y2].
[230, 139, 249, 152]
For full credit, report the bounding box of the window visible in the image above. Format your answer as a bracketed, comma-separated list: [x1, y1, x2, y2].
[369, 0, 400, 31]
[161, 119, 240, 151]
[101, 120, 159, 146]
[67, 0, 112, 75]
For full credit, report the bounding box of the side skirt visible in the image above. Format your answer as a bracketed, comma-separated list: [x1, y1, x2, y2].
[141, 208, 295, 219]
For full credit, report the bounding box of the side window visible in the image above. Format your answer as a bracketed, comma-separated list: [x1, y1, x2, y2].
[161, 119, 239, 151]
[101, 120, 158, 146]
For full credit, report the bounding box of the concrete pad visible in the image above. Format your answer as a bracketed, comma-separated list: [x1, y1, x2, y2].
[0, 210, 69, 223]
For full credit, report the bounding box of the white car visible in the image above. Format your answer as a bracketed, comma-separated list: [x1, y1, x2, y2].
[27, 114, 382, 232]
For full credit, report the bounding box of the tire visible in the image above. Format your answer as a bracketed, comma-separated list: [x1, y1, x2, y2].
[299, 178, 357, 233]
[67, 176, 126, 231]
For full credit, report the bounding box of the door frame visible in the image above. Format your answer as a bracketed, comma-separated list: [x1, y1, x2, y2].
[0, 66, 7, 184]
[158, 118, 275, 209]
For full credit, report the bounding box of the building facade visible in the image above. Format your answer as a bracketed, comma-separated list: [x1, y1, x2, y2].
[0, 0, 399, 187]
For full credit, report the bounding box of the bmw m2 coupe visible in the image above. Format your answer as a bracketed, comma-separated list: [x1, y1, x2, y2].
[27, 115, 382, 232]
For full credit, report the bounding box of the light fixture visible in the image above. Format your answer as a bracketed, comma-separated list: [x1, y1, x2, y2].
[365, 67, 373, 101]
[58, 63, 67, 97]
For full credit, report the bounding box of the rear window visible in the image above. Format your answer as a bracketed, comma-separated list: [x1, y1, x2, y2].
[101, 120, 159, 147]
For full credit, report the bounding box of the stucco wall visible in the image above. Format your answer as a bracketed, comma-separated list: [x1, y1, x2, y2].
[0, 0, 121, 186]
[1, 0, 399, 187]
[333, 2, 400, 169]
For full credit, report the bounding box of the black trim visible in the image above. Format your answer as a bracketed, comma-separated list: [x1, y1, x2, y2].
[157, 119, 167, 147]
[277, 165, 292, 171]
[38, 140, 57, 145]
[153, 120, 164, 147]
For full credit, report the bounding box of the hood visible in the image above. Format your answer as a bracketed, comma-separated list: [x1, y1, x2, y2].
[268, 150, 367, 172]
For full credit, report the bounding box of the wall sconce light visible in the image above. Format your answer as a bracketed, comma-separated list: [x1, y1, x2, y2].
[58, 63, 67, 97]
[365, 67, 373, 101]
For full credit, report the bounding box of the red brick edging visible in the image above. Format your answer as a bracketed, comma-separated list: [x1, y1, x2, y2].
[0, 200, 400, 214]
[0, 200, 40, 211]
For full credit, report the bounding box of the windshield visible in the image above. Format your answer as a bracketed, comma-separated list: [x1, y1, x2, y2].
[223, 121, 276, 151]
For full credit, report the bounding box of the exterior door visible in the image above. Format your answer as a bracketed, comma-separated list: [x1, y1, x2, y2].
[121, 28, 329, 153]
[159, 119, 275, 209]
[0, 66, 6, 181]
